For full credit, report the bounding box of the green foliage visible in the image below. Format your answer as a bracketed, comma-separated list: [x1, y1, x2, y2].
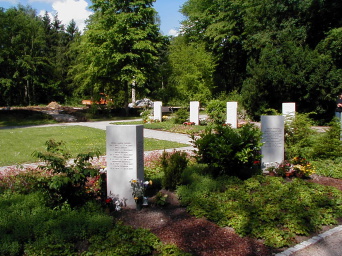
[177, 173, 342, 248]
[0, 6, 79, 106]
[173, 108, 189, 124]
[284, 113, 316, 159]
[168, 37, 215, 104]
[285, 114, 342, 160]
[140, 109, 153, 122]
[241, 42, 342, 122]
[154, 191, 169, 206]
[33, 140, 100, 207]
[161, 151, 189, 190]
[192, 123, 262, 179]
[312, 158, 342, 179]
[310, 119, 342, 159]
[205, 99, 226, 125]
[71, 0, 166, 106]
[0, 192, 112, 256]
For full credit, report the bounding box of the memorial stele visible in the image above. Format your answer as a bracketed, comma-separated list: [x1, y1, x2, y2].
[261, 115, 285, 170]
[106, 125, 144, 207]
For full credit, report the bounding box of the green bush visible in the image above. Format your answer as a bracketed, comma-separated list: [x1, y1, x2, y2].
[33, 140, 101, 207]
[192, 123, 262, 179]
[177, 173, 342, 248]
[310, 119, 342, 159]
[173, 108, 189, 124]
[284, 113, 316, 159]
[161, 151, 188, 190]
[206, 99, 226, 125]
[285, 114, 342, 160]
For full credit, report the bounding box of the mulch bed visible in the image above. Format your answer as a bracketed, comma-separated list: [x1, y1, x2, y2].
[115, 176, 342, 256]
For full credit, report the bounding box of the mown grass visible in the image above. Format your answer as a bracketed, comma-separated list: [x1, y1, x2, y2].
[0, 126, 188, 166]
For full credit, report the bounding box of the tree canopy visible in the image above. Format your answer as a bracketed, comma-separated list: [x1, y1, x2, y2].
[1, 0, 341, 123]
[69, 0, 167, 107]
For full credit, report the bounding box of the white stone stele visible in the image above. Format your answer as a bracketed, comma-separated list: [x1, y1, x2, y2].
[261, 115, 285, 170]
[190, 101, 200, 125]
[226, 102, 238, 128]
[106, 125, 144, 207]
[153, 101, 162, 121]
[282, 102, 296, 120]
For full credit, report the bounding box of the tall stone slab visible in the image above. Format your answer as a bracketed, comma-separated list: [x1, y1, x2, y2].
[261, 116, 284, 169]
[106, 125, 144, 207]
[282, 102, 296, 120]
[226, 102, 238, 128]
[153, 101, 162, 121]
[190, 101, 200, 125]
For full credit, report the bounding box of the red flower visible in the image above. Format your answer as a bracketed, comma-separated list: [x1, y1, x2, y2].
[105, 198, 112, 204]
[253, 161, 260, 165]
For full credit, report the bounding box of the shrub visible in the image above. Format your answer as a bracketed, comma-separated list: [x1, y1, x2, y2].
[310, 118, 342, 159]
[192, 123, 262, 179]
[161, 151, 188, 190]
[173, 108, 189, 124]
[206, 99, 226, 125]
[141, 109, 152, 122]
[33, 139, 101, 207]
[284, 112, 316, 159]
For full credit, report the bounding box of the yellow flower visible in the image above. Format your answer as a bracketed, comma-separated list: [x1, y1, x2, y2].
[134, 197, 139, 200]
[149, 180, 153, 185]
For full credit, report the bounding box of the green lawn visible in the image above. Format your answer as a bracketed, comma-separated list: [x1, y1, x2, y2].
[0, 126, 188, 166]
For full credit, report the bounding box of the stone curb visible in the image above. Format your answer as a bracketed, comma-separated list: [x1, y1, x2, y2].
[275, 225, 342, 256]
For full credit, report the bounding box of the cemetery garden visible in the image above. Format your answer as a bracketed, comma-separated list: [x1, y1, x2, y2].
[0, 103, 342, 255]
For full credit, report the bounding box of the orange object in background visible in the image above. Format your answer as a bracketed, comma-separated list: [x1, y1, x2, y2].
[82, 93, 112, 106]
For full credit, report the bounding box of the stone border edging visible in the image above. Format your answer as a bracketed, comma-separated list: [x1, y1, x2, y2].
[275, 225, 342, 256]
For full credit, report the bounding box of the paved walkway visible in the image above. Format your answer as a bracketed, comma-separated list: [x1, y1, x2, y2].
[1, 120, 341, 255]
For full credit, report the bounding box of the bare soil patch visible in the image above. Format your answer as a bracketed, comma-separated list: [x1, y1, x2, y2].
[115, 177, 342, 256]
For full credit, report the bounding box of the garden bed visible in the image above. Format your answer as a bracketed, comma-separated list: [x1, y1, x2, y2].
[116, 176, 342, 256]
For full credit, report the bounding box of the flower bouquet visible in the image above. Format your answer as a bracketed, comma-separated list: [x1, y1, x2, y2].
[129, 179, 152, 210]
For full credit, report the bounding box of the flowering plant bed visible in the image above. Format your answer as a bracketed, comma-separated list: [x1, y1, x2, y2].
[266, 157, 315, 178]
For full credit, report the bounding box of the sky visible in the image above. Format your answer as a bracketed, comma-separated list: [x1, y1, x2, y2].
[0, 0, 187, 36]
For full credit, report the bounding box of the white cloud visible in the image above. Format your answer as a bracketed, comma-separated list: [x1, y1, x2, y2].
[37, 0, 92, 32]
[168, 28, 179, 36]
[52, 0, 92, 31]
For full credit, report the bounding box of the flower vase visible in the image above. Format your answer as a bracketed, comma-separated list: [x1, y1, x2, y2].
[143, 196, 148, 206]
[135, 197, 143, 211]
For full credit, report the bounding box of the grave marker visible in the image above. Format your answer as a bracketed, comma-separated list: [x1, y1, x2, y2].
[106, 125, 144, 207]
[190, 101, 200, 125]
[153, 101, 162, 121]
[261, 116, 284, 170]
[226, 102, 238, 128]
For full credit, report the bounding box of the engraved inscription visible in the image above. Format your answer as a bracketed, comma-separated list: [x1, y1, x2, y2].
[108, 142, 134, 171]
[262, 128, 283, 148]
